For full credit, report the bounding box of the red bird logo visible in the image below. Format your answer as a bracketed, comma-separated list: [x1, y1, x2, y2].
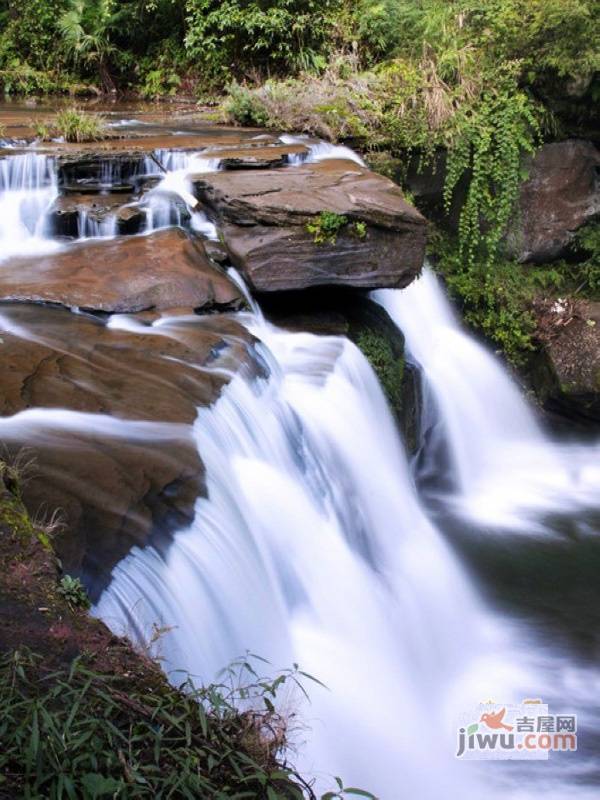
[480, 707, 513, 731]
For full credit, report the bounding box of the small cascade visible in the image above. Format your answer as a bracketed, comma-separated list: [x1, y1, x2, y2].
[142, 153, 221, 235]
[77, 209, 118, 239]
[142, 149, 199, 175]
[374, 269, 600, 529]
[142, 193, 186, 232]
[279, 134, 366, 166]
[0, 152, 59, 259]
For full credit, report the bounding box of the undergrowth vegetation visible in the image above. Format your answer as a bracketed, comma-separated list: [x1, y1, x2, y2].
[0, 649, 373, 799]
[432, 223, 600, 363]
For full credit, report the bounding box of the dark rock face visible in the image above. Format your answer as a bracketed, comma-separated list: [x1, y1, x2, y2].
[0, 228, 243, 313]
[506, 140, 600, 263]
[47, 193, 146, 237]
[532, 301, 600, 425]
[0, 304, 259, 595]
[191, 159, 427, 292]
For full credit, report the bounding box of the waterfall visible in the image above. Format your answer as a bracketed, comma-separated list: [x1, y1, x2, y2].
[0, 153, 60, 259]
[94, 311, 547, 799]
[279, 134, 366, 166]
[373, 269, 600, 530]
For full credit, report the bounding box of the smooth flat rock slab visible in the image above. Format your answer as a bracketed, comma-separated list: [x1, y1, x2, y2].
[0, 228, 242, 313]
[0, 304, 259, 595]
[191, 159, 427, 292]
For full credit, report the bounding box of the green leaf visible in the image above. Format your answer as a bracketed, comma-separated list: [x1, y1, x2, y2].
[467, 723, 479, 736]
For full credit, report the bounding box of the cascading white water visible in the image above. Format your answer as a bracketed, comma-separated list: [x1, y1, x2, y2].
[95, 311, 560, 799]
[0, 153, 60, 258]
[142, 153, 220, 236]
[77, 208, 119, 239]
[373, 269, 600, 530]
[279, 134, 366, 166]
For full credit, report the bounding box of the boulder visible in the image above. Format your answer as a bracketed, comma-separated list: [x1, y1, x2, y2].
[0, 303, 259, 595]
[532, 301, 600, 424]
[191, 159, 427, 292]
[0, 228, 243, 313]
[507, 140, 600, 263]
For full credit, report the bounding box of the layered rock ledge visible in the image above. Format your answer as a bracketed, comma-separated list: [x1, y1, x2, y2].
[191, 158, 428, 292]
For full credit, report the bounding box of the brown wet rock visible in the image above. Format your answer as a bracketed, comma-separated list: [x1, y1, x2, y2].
[47, 132, 276, 158]
[0, 304, 259, 594]
[191, 159, 427, 292]
[506, 140, 600, 263]
[0, 228, 243, 313]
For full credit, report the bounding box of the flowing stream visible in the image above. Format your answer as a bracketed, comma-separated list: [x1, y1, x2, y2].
[1, 126, 600, 798]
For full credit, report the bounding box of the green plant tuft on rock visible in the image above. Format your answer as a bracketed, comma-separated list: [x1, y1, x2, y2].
[58, 574, 91, 609]
[306, 211, 349, 245]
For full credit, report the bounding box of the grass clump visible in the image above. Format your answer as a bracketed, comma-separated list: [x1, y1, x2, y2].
[54, 108, 106, 143]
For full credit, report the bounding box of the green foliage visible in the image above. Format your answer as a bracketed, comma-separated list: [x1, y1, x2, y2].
[353, 221, 367, 239]
[355, 328, 404, 411]
[224, 82, 270, 127]
[54, 108, 106, 142]
[431, 222, 600, 364]
[57, 575, 91, 609]
[140, 66, 181, 98]
[437, 250, 537, 363]
[184, 0, 340, 82]
[0, 649, 370, 799]
[59, 0, 129, 90]
[0, 0, 68, 71]
[30, 119, 52, 140]
[306, 211, 348, 245]
[444, 82, 541, 266]
[571, 223, 600, 295]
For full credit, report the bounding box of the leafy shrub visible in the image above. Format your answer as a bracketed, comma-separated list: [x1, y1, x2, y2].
[140, 66, 181, 99]
[224, 82, 271, 127]
[184, 0, 342, 82]
[57, 575, 90, 609]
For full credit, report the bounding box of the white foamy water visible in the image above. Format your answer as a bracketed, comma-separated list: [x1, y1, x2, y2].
[0, 153, 61, 258]
[93, 310, 600, 800]
[279, 134, 366, 166]
[373, 268, 600, 530]
[142, 153, 220, 236]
